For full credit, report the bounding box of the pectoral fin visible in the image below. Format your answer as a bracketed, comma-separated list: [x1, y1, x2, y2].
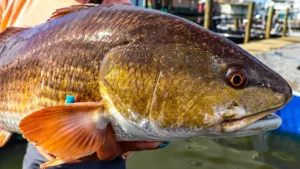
[40, 157, 77, 169]
[19, 102, 108, 159]
[0, 130, 12, 147]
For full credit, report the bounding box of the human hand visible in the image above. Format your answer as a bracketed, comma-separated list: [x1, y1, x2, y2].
[101, 0, 133, 5]
[37, 124, 169, 163]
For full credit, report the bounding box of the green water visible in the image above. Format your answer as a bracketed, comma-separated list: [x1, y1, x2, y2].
[1, 131, 299, 169]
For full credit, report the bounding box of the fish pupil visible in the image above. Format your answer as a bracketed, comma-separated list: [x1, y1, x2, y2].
[233, 75, 242, 85]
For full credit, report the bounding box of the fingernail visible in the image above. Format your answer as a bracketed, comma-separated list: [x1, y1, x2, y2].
[122, 152, 133, 159]
[157, 141, 170, 149]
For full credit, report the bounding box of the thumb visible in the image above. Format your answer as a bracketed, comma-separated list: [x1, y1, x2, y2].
[96, 124, 120, 160]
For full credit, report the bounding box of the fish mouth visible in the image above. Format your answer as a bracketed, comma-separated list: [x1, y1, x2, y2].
[221, 106, 283, 133]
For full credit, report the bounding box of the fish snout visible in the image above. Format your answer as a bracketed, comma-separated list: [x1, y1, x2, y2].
[260, 73, 293, 106]
[282, 83, 293, 105]
[272, 76, 293, 105]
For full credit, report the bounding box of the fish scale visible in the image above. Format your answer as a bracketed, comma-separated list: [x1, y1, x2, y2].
[0, 5, 187, 134]
[0, 9, 127, 133]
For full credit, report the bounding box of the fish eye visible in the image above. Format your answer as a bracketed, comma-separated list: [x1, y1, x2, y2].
[226, 67, 247, 88]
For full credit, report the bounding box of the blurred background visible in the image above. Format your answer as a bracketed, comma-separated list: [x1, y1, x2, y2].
[127, 0, 300, 43]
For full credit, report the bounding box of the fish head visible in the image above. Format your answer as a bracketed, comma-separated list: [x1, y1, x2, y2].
[99, 10, 292, 139]
[140, 40, 292, 138]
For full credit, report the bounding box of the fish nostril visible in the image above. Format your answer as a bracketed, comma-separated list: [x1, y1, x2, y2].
[258, 82, 264, 86]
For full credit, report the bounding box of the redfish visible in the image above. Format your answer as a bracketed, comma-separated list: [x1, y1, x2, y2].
[0, 4, 292, 168]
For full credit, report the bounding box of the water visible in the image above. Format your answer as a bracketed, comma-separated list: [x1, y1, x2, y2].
[127, 131, 300, 169]
[0, 130, 299, 169]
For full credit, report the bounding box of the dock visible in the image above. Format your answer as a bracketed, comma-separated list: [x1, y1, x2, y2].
[239, 37, 300, 54]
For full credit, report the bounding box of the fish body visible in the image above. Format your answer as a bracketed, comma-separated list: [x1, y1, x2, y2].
[0, 4, 292, 165]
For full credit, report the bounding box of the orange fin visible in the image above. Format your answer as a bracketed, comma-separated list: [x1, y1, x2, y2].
[40, 157, 77, 169]
[0, 27, 29, 43]
[0, 130, 12, 147]
[48, 4, 98, 21]
[19, 102, 108, 159]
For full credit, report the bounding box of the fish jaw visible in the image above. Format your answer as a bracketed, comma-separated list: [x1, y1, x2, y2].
[141, 93, 290, 140]
[216, 83, 292, 135]
[146, 109, 282, 139]
[237, 113, 282, 133]
[220, 107, 283, 133]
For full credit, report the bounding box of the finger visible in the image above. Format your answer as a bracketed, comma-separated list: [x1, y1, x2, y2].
[122, 151, 133, 159]
[78, 153, 99, 162]
[101, 0, 133, 5]
[36, 145, 81, 164]
[97, 124, 120, 160]
[40, 157, 77, 169]
[119, 141, 165, 153]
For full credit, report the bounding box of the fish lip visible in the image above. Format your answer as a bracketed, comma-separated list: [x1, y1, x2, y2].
[238, 113, 282, 133]
[222, 106, 281, 123]
[221, 105, 283, 133]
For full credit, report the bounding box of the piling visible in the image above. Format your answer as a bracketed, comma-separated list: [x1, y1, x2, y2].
[234, 18, 239, 31]
[282, 8, 290, 37]
[265, 6, 274, 39]
[204, 0, 212, 29]
[244, 2, 255, 44]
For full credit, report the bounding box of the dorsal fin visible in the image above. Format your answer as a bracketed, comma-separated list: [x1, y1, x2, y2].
[48, 4, 99, 21]
[0, 27, 29, 44]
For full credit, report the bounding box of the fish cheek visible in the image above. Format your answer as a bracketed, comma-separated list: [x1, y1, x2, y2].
[146, 49, 223, 130]
[203, 85, 287, 124]
[239, 86, 287, 114]
[147, 72, 215, 130]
